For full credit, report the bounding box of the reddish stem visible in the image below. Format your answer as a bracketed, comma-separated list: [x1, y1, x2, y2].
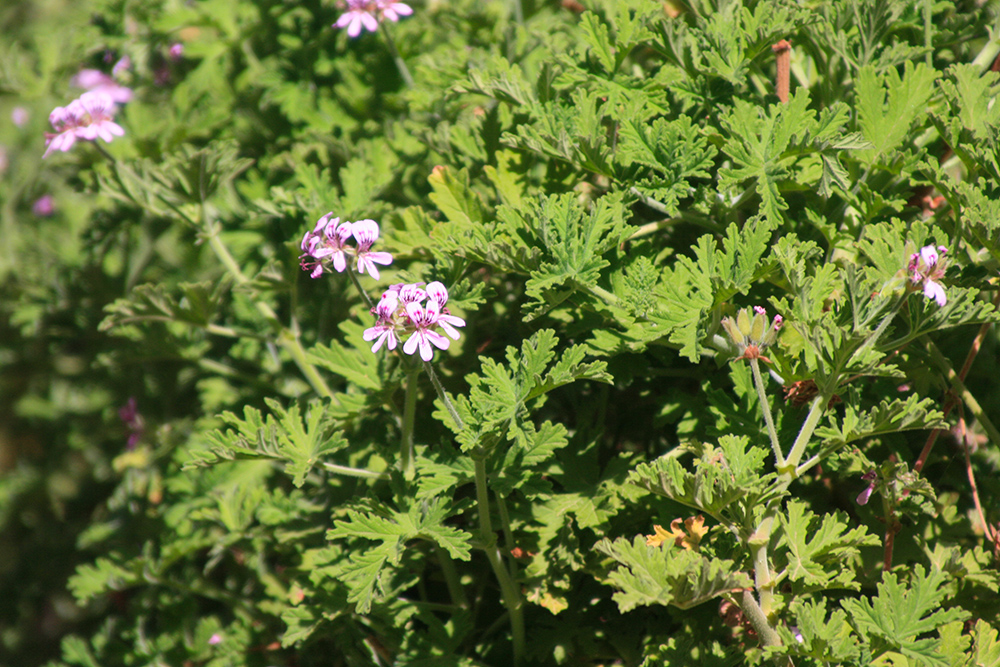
[772, 40, 791, 104]
[914, 290, 999, 474]
[957, 406, 999, 550]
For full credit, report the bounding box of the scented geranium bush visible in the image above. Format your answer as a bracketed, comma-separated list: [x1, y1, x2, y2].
[3, 0, 1000, 665]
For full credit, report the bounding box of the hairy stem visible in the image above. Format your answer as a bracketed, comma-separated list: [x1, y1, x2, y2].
[474, 456, 525, 665]
[379, 22, 414, 89]
[495, 490, 518, 579]
[749, 510, 778, 619]
[400, 365, 419, 480]
[750, 358, 784, 466]
[781, 390, 831, 475]
[423, 359, 465, 432]
[435, 544, 469, 609]
[739, 589, 783, 649]
[321, 462, 389, 479]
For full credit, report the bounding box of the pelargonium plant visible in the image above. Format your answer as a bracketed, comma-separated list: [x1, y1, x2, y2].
[10, 2, 1000, 667]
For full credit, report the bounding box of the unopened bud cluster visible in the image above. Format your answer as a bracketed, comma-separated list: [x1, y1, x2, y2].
[721, 306, 783, 363]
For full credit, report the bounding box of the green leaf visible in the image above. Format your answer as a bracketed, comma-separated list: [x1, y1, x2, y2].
[309, 335, 383, 391]
[840, 565, 969, 666]
[855, 62, 937, 162]
[969, 620, 1000, 667]
[596, 535, 752, 611]
[68, 557, 138, 603]
[719, 90, 814, 225]
[627, 437, 773, 521]
[815, 395, 945, 453]
[779, 501, 878, 590]
[452, 330, 610, 453]
[100, 281, 229, 332]
[780, 598, 861, 663]
[428, 165, 485, 227]
[938, 64, 1000, 143]
[617, 114, 717, 215]
[580, 12, 615, 75]
[327, 497, 473, 613]
[59, 635, 101, 667]
[187, 400, 349, 488]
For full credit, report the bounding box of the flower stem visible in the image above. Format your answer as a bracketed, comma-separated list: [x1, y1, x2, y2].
[321, 462, 389, 479]
[474, 455, 525, 665]
[379, 22, 414, 89]
[781, 390, 831, 474]
[749, 358, 784, 466]
[401, 365, 419, 480]
[434, 544, 468, 609]
[346, 266, 377, 311]
[423, 359, 465, 432]
[494, 490, 518, 579]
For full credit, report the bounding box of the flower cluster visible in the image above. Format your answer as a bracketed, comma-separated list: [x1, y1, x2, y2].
[334, 0, 413, 37]
[721, 305, 783, 363]
[908, 244, 948, 307]
[299, 214, 393, 280]
[44, 91, 125, 158]
[363, 282, 466, 361]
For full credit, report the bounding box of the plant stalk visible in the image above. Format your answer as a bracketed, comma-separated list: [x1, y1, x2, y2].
[750, 358, 784, 466]
[474, 456, 526, 665]
[379, 22, 415, 89]
[401, 365, 419, 479]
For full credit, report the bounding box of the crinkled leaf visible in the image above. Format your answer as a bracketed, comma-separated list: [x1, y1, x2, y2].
[596, 536, 751, 611]
[840, 565, 969, 666]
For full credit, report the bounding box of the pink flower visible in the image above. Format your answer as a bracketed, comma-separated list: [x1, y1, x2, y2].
[856, 471, 877, 506]
[169, 43, 184, 60]
[364, 281, 466, 360]
[378, 0, 413, 22]
[426, 281, 449, 306]
[44, 103, 83, 156]
[71, 69, 133, 104]
[73, 92, 125, 143]
[11, 107, 28, 127]
[403, 300, 451, 361]
[334, 0, 412, 37]
[43, 91, 124, 157]
[299, 214, 353, 278]
[32, 195, 55, 217]
[335, 0, 380, 37]
[363, 292, 401, 352]
[112, 56, 131, 78]
[397, 283, 426, 304]
[908, 244, 948, 307]
[119, 397, 145, 450]
[351, 219, 393, 280]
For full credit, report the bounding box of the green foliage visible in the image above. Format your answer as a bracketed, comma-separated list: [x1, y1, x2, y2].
[596, 535, 752, 612]
[841, 566, 970, 666]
